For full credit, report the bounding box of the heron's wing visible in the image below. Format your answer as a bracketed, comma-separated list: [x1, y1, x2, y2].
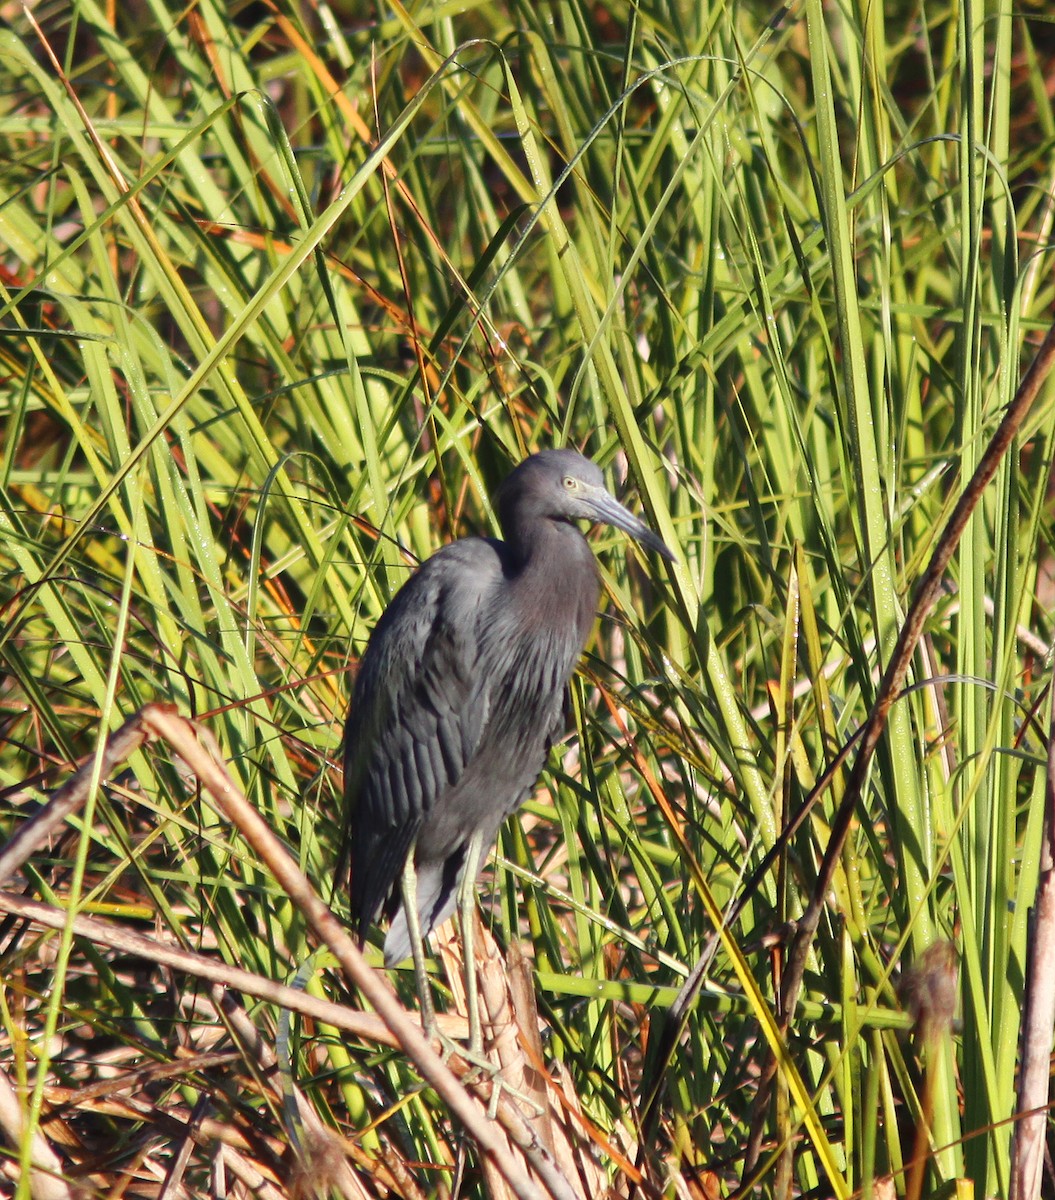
[341, 541, 498, 939]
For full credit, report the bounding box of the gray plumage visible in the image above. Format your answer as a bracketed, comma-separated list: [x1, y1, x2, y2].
[342, 449, 673, 966]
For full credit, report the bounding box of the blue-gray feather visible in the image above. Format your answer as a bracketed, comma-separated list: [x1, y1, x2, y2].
[341, 450, 672, 966]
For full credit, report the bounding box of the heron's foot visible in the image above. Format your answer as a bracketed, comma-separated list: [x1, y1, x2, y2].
[420, 1023, 494, 1073]
[418, 1029, 542, 1116]
[427, 1026, 482, 1067]
[459, 1052, 545, 1119]
[415, 1016, 481, 1066]
[415, 1018, 543, 1117]
[454, 1040, 497, 1075]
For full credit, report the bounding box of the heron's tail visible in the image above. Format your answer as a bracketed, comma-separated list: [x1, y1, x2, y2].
[382, 849, 466, 967]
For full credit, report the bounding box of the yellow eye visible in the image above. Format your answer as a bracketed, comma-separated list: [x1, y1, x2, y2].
[563, 476, 576, 490]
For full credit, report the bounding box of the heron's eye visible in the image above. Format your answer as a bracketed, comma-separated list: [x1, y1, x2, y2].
[563, 476, 576, 491]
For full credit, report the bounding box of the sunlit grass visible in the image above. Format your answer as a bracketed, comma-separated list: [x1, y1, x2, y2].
[1, 0, 1053, 1196]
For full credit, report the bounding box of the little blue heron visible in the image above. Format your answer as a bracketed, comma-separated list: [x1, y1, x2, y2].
[341, 449, 673, 1049]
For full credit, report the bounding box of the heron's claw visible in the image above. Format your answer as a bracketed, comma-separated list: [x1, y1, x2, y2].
[417, 1025, 544, 1119]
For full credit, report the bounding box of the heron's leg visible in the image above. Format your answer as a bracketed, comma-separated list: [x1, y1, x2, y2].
[458, 829, 487, 1058]
[451, 837, 546, 1115]
[400, 851, 438, 1042]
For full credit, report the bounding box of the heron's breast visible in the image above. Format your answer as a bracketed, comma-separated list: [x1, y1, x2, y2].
[412, 582, 595, 862]
[481, 590, 591, 730]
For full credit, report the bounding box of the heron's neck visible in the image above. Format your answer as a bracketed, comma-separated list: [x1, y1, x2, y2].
[505, 513, 577, 567]
[505, 517, 600, 629]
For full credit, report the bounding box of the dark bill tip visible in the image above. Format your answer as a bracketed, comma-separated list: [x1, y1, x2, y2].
[589, 490, 676, 562]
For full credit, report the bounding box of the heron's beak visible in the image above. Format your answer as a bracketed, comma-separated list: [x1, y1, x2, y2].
[586, 487, 676, 562]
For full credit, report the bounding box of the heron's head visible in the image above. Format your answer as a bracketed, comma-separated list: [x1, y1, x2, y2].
[497, 450, 675, 561]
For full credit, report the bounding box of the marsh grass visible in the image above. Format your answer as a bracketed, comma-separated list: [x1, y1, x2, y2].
[1, 0, 1054, 1196]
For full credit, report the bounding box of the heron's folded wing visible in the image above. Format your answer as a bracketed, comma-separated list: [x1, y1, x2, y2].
[341, 541, 498, 936]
